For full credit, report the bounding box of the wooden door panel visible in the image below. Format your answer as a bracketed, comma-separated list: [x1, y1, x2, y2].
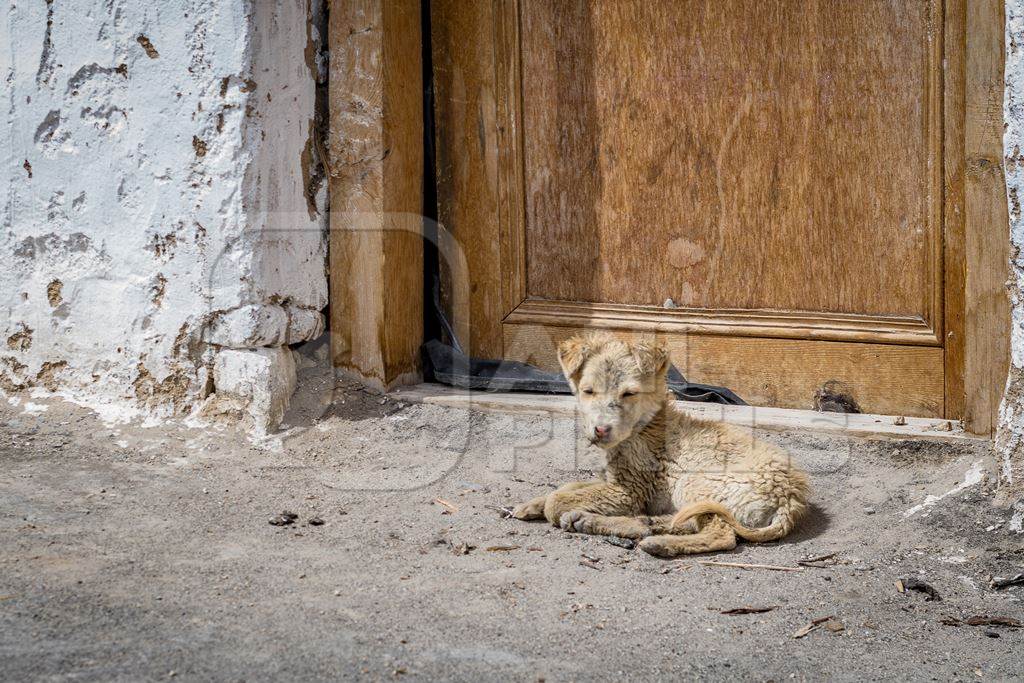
[520, 0, 942, 330]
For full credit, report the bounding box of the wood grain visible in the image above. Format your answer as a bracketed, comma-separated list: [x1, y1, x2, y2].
[962, 0, 1011, 434]
[329, 0, 423, 390]
[430, 0, 503, 358]
[519, 0, 943, 327]
[503, 323, 944, 418]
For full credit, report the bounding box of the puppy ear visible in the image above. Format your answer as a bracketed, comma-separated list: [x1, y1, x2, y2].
[633, 342, 670, 378]
[557, 336, 592, 391]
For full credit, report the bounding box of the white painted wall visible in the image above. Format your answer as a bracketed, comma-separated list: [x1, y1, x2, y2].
[1, 0, 327, 426]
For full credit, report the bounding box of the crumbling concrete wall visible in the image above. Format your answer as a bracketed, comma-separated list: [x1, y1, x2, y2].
[1, 0, 327, 430]
[1000, 0, 1024, 513]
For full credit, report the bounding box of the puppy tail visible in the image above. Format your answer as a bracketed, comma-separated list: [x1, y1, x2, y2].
[670, 500, 805, 543]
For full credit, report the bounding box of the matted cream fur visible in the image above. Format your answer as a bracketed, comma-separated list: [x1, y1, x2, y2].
[512, 333, 811, 557]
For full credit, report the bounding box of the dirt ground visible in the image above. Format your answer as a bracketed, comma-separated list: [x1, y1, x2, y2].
[2, 362, 1023, 682]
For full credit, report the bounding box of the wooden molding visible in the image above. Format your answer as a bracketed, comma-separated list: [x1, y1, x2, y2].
[944, 0, 968, 422]
[494, 0, 527, 319]
[505, 298, 941, 346]
[328, 0, 423, 391]
[924, 0, 947, 341]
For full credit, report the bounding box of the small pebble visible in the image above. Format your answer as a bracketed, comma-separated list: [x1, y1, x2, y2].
[269, 511, 299, 526]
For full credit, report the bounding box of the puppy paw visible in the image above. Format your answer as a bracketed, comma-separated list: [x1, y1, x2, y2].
[638, 536, 678, 558]
[559, 510, 598, 533]
[511, 496, 546, 521]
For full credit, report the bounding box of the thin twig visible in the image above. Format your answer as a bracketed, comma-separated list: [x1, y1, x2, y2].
[433, 498, 460, 514]
[698, 560, 802, 573]
[797, 552, 838, 567]
[484, 504, 515, 519]
[720, 605, 779, 615]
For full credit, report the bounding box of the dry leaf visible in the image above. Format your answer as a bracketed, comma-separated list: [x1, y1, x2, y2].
[824, 619, 845, 633]
[900, 577, 941, 601]
[792, 616, 834, 639]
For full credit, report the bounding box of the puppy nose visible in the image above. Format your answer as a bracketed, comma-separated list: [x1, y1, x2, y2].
[594, 425, 611, 439]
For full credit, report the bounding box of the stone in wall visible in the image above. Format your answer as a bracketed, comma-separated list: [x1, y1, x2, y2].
[206, 347, 297, 435]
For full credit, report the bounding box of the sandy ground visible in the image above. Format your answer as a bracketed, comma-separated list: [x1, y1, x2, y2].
[2, 362, 1023, 682]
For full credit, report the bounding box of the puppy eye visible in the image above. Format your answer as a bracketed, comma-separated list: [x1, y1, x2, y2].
[621, 391, 636, 398]
[582, 388, 594, 395]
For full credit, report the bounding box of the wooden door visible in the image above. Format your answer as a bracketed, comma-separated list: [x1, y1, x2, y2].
[430, 0, 1008, 422]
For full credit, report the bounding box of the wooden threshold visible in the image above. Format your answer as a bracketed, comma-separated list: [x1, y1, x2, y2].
[392, 383, 983, 443]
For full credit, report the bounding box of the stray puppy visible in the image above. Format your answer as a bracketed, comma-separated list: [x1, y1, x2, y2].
[512, 333, 810, 557]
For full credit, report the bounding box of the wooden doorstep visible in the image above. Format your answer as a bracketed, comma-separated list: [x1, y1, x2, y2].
[392, 383, 984, 443]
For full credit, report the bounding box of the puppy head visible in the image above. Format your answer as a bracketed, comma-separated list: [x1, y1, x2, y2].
[558, 333, 670, 449]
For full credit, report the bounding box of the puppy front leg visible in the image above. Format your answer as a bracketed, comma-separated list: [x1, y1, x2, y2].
[558, 513, 678, 539]
[511, 480, 602, 521]
[543, 483, 641, 527]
